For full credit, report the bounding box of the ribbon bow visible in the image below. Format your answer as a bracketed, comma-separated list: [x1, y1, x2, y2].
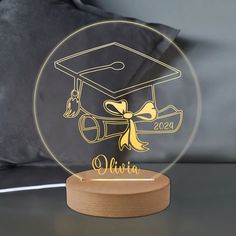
[104, 99, 157, 152]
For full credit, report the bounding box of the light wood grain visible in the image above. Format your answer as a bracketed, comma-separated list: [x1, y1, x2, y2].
[66, 169, 170, 217]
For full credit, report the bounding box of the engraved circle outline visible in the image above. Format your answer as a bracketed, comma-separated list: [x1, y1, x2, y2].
[33, 20, 202, 181]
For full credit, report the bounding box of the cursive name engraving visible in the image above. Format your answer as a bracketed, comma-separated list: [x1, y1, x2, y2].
[92, 154, 140, 175]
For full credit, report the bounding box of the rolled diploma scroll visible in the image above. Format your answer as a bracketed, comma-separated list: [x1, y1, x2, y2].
[78, 105, 183, 143]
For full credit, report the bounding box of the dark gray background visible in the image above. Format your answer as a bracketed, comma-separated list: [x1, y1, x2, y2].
[85, 0, 236, 162]
[0, 0, 235, 168]
[0, 2, 235, 235]
[0, 0, 181, 168]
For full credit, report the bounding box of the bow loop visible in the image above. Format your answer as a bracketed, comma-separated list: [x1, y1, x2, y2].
[104, 100, 127, 116]
[135, 102, 157, 120]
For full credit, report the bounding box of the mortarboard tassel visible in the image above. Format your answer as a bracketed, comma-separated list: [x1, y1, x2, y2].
[63, 79, 82, 118]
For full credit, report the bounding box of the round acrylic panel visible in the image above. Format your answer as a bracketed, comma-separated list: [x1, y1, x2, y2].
[34, 20, 201, 180]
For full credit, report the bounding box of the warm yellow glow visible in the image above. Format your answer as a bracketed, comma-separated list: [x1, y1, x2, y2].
[33, 20, 201, 182]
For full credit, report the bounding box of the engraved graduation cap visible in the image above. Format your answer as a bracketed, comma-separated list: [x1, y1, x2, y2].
[54, 42, 183, 152]
[55, 41, 181, 98]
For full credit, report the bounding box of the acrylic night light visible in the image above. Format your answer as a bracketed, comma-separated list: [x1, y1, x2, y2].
[34, 20, 201, 217]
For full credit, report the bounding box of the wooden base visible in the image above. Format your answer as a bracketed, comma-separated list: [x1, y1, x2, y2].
[66, 169, 170, 218]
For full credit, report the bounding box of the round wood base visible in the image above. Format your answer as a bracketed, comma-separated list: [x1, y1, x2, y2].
[66, 169, 170, 218]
